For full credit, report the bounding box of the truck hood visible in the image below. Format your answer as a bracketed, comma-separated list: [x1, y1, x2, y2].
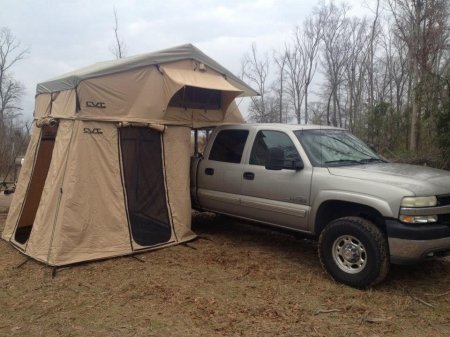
[328, 163, 450, 196]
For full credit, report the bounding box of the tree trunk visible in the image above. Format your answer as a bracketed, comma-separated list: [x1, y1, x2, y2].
[304, 86, 308, 124]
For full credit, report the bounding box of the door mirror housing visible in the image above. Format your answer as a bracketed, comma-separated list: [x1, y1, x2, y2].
[265, 147, 304, 171]
[284, 159, 305, 171]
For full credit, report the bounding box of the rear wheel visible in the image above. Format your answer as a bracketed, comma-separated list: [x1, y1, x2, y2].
[318, 217, 389, 288]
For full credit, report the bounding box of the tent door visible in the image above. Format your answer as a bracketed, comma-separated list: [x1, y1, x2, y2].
[14, 125, 58, 244]
[120, 127, 172, 247]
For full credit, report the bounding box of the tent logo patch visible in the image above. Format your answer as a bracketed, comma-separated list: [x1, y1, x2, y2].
[83, 128, 103, 135]
[86, 101, 106, 109]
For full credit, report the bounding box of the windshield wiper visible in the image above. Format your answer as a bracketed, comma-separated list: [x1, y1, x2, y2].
[358, 158, 385, 164]
[324, 159, 361, 166]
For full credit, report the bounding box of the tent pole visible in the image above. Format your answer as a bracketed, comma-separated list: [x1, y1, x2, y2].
[194, 129, 199, 157]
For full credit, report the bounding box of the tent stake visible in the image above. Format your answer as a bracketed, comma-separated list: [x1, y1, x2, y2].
[194, 129, 199, 156]
[15, 257, 30, 269]
[197, 235, 214, 242]
[51, 267, 58, 279]
[182, 242, 197, 250]
[131, 255, 146, 263]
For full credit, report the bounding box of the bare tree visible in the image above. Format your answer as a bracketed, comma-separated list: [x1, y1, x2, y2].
[344, 17, 370, 131]
[0, 27, 29, 177]
[367, 0, 381, 111]
[110, 7, 127, 59]
[237, 0, 450, 166]
[242, 43, 277, 122]
[319, 2, 351, 127]
[0, 28, 27, 126]
[387, 0, 450, 152]
[273, 49, 288, 123]
[297, 10, 326, 124]
[285, 42, 306, 124]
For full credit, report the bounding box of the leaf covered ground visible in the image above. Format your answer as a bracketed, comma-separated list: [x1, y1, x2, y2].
[0, 206, 449, 337]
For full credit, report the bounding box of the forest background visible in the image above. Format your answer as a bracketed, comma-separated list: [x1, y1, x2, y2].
[1, 0, 450, 183]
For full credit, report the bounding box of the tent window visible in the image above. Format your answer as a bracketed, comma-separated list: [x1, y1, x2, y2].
[120, 127, 171, 247]
[15, 125, 58, 244]
[168, 86, 222, 110]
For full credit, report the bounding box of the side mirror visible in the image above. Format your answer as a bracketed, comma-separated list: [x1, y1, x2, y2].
[265, 148, 304, 171]
[265, 147, 285, 170]
[290, 160, 304, 171]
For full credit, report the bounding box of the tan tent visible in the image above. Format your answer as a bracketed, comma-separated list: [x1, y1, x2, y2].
[2, 44, 256, 266]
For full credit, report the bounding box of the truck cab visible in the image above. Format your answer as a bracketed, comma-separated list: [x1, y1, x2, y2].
[191, 124, 450, 288]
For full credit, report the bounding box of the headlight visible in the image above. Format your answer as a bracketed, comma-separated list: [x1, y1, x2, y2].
[399, 196, 439, 224]
[399, 215, 438, 224]
[400, 196, 437, 208]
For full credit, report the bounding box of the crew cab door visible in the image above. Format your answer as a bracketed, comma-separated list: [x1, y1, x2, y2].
[196, 129, 249, 214]
[239, 129, 312, 231]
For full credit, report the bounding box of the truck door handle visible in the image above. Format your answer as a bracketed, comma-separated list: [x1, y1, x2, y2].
[205, 168, 214, 176]
[243, 172, 255, 180]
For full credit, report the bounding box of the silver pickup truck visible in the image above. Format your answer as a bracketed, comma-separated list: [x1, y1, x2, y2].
[191, 124, 450, 288]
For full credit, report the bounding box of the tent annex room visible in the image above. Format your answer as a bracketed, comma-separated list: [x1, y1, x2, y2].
[1, 44, 257, 266]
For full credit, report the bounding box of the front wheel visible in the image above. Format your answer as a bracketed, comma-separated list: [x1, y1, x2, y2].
[318, 217, 389, 288]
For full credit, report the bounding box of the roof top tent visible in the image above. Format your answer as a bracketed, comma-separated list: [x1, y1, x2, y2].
[1, 44, 257, 266]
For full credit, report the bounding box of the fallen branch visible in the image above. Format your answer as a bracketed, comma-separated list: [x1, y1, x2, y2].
[424, 291, 450, 298]
[364, 317, 389, 323]
[407, 291, 434, 308]
[314, 308, 342, 315]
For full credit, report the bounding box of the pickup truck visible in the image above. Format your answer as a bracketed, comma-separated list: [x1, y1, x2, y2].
[190, 124, 450, 288]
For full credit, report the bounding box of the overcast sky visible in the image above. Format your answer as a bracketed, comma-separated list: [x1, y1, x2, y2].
[0, 0, 371, 120]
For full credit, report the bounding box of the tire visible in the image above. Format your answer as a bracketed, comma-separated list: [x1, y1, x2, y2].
[318, 216, 389, 288]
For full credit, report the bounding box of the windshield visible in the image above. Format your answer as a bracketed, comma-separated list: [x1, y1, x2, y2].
[294, 129, 384, 167]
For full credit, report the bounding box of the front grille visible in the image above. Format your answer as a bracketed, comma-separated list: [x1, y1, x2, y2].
[439, 214, 450, 226]
[437, 194, 450, 206]
[437, 195, 450, 226]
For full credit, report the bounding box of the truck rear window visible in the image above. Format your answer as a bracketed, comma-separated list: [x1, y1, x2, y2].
[209, 130, 249, 163]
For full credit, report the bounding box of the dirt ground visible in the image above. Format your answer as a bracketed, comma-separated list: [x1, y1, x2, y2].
[0, 206, 449, 337]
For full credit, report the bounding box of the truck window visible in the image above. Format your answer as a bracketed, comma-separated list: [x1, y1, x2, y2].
[209, 130, 249, 163]
[250, 130, 300, 166]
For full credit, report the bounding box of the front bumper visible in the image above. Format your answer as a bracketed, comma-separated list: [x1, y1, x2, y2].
[386, 220, 450, 263]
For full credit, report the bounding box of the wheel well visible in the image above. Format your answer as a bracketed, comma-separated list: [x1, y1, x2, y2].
[314, 200, 385, 236]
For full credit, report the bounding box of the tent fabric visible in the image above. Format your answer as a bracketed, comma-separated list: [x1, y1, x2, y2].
[36, 43, 258, 97]
[41, 59, 246, 127]
[34, 94, 52, 118]
[3, 44, 252, 266]
[25, 120, 76, 263]
[1, 126, 41, 242]
[162, 126, 195, 243]
[52, 90, 77, 118]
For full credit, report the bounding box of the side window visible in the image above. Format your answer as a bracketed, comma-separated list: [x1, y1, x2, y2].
[250, 130, 300, 166]
[209, 130, 249, 163]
